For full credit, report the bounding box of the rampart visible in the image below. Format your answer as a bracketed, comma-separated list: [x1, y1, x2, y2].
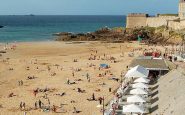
[126, 13, 148, 28]
[146, 16, 178, 27]
[126, 14, 184, 30]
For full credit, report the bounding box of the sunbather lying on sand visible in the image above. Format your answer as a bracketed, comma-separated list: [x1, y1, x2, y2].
[8, 93, 16, 98]
[77, 88, 85, 93]
[55, 92, 65, 96]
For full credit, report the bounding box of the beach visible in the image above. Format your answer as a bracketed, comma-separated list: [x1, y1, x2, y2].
[0, 41, 144, 115]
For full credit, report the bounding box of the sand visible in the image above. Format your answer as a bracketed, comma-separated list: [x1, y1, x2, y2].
[0, 41, 146, 115]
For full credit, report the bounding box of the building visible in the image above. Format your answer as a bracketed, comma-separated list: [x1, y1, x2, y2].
[126, 0, 185, 30]
[179, 0, 185, 17]
[129, 57, 169, 77]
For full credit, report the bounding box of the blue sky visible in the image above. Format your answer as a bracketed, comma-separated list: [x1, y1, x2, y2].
[0, 0, 179, 15]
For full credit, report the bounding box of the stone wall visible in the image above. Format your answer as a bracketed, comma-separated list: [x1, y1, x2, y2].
[169, 20, 185, 30]
[126, 14, 184, 30]
[179, 2, 185, 17]
[126, 13, 147, 28]
[146, 16, 178, 27]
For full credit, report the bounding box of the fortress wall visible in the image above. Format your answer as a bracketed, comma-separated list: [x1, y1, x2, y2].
[169, 20, 185, 30]
[126, 14, 184, 30]
[146, 16, 178, 27]
[126, 15, 147, 28]
[179, 3, 185, 17]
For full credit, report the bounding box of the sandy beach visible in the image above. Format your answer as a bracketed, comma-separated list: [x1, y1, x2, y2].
[0, 41, 146, 115]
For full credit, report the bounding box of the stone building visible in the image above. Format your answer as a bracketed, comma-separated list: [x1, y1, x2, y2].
[126, 0, 185, 30]
[179, 0, 185, 17]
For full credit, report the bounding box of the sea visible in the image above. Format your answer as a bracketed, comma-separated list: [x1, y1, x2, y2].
[0, 15, 126, 42]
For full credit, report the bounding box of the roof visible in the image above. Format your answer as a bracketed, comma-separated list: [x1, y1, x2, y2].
[122, 104, 146, 113]
[130, 58, 169, 70]
[132, 82, 149, 89]
[134, 77, 150, 83]
[130, 88, 148, 95]
[125, 65, 149, 78]
[127, 95, 146, 103]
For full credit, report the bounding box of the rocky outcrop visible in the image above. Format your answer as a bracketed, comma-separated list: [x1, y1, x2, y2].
[54, 27, 184, 45]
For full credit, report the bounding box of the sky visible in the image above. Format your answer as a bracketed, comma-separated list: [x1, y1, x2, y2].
[0, 0, 179, 15]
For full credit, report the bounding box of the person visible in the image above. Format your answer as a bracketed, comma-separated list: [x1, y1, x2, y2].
[72, 72, 74, 77]
[44, 93, 48, 99]
[33, 89, 38, 97]
[92, 93, 95, 100]
[67, 78, 70, 84]
[86, 73, 89, 80]
[73, 107, 77, 113]
[18, 81, 20, 86]
[20, 80, 23, 85]
[53, 105, 56, 113]
[38, 100, 42, 108]
[47, 66, 51, 71]
[22, 102, 25, 110]
[47, 98, 50, 105]
[109, 88, 112, 92]
[77, 88, 81, 93]
[20, 102, 23, 109]
[88, 78, 90, 82]
[98, 97, 103, 105]
[34, 101, 37, 109]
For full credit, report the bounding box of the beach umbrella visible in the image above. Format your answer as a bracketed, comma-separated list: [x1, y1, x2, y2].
[134, 77, 150, 83]
[130, 88, 148, 95]
[132, 83, 149, 89]
[127, 95, 146, 103]
[122, 104, 146, 113]
[125, 65, 149, 78]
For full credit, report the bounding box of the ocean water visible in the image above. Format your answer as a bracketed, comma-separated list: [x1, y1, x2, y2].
[0, 15, 126, 42]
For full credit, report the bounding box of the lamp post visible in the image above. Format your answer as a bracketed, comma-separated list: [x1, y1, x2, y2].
[103, 96, 104, 115]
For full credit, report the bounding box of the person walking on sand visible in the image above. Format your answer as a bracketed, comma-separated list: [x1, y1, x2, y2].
[38, 100, 42, 108]
[53, 105, 57, 113]
[109, 88, 112, 92]
[92, 93, 95, 100]
[22, 102, 25, 110]
[67, 78, 70, 84]
[72, 72, 74, 77]
[44, 93, 48, 99]
[33, 90, 38, 97]
[34, 101, 37, 109]
[98, 97, 103, 105]
[73, 107, 77, 113]
[20, 102, 23, 109]
[47, 98, 50, 105]
[20, 80, 23, 86]
[86, 73, 89, 80]
[18, 81, 20, 86]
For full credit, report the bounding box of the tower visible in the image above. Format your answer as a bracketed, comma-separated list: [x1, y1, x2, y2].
[179, 0, 185, 18]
